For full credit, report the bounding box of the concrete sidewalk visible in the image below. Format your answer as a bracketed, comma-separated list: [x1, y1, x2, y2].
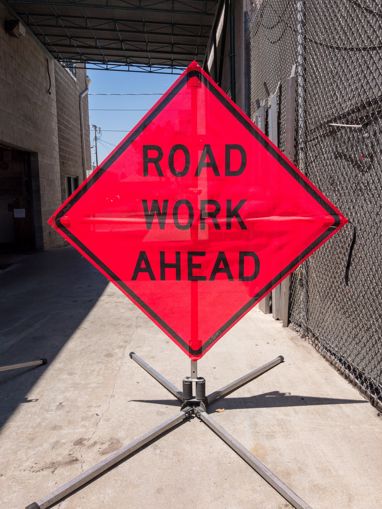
[0, 248, 381, 509]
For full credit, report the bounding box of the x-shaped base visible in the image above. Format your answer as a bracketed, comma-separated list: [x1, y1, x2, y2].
[0, 359, 47, 373]
[27, 353, 311, 509]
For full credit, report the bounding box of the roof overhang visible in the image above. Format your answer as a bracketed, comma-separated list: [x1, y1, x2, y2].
[5, 0, 219, 73]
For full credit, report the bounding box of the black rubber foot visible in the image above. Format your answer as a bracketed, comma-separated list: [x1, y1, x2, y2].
[41, 358, 48, 365]
[25, 503, 40, 509]
[129, 352, 135, 359]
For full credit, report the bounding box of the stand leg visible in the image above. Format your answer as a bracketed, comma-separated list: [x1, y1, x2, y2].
[197, 411, 311, 509]
[129, 352, 184, 402]
[207, 356, 284, 405]
[26, 411, 191, 509]
[0, 359, 47, 373]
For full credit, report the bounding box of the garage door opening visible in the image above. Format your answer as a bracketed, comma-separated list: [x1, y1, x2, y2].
[0, 144, 43, 254]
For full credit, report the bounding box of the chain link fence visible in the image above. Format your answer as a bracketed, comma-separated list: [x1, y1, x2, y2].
[247, 0, 382, 409]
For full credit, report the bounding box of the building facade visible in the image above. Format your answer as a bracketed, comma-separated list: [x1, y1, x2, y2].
[0, 2, 91, 251]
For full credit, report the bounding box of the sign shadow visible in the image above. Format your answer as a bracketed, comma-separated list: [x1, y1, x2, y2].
[131, 390, 366, 410]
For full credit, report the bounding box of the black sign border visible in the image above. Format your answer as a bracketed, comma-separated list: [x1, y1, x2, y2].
[55, 69, 341, 357]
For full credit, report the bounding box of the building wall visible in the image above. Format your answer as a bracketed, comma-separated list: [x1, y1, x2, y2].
[205, 0, 247, 112]
[0, 3, 90, 249]
[55, 63, 91, 202]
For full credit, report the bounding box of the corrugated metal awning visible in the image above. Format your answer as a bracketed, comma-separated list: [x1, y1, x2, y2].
[5, 0, 219, 73]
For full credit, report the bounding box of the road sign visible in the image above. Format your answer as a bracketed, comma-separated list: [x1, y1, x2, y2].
[49, 61, 347, 360]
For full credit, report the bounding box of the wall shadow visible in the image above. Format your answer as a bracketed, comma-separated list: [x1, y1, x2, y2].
[0, 247, 107, 428]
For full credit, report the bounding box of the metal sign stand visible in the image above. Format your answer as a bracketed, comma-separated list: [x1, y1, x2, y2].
[0, 359, 47, 373]
[27, 353, 311, 509]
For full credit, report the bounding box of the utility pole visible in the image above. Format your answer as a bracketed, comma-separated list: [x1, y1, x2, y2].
[92, 124, 101, 167]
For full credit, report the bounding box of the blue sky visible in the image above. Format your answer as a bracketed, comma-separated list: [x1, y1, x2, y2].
[87, 69, 179, 166]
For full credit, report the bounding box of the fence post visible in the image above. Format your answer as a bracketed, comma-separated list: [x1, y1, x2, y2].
[253, 101, 271, 314]
[268, 84, 282, 320]
[281, 65, 297, 327]
[296, 0, 308, 333]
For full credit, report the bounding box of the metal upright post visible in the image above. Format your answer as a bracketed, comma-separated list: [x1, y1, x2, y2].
[296, 0, 306, 174]
[191, 360, 197, 379]
[254, 100, 271, 315]
[281, 65, 297, 328]
[296, 0, 309, 335]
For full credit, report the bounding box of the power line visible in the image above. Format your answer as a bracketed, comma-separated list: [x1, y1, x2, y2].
[90, 108, 148, 111]
[99, 139, 116, 147]
[100, 129, 131, 132]
[89, 92, 163, 96]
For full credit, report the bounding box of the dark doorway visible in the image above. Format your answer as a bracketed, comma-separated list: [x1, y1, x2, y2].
[0, 145, 42, 253]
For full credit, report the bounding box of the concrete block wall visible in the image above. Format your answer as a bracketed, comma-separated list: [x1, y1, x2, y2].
[0, 3, 91, 249]
[0, 3, 61, 248]
[55, 63, 91, 202]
